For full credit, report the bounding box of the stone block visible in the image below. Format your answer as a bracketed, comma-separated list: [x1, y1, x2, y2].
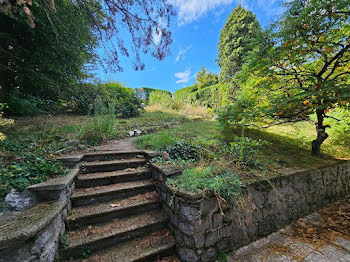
[181, 205, 200, 222]
[201, 247, 217, 262]
[205, 230, 220, 247]
[4, 189, 37, 212]
[179, 222, 195, 236]
[178, 247, 199, 262]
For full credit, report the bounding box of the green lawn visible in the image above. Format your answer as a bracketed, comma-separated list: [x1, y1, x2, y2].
[135, 118, 350, 182]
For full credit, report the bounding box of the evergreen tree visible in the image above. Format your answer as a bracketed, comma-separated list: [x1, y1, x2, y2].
[217, 5, 262, 82]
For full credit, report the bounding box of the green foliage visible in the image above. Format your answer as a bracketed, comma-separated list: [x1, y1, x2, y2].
[134, 132, 177, 151]
[167, 166, 241, 203]
[165, 142, 201, 162]
[217, 4, 262, 82]
[0, 139, 66, 199]
[174, 85, 196, 104]
[64, 82, 141, 117]
[195, 67, 219, 90]
[149, 90, 182, 110]
[322, 107, 350, 147]
[7, 92, 57, 116]
[190, 83, 235, 109]
[174, 78, 235, 111]
[79, 97, 117, 145]
[217, 84, 261, 127]
[221, 0, 350, 155]
[228, 136, 265, 168]
[0, 0, 99, 107]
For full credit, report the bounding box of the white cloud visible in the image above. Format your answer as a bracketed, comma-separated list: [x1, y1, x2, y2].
[175, 69, 191, 84]
[169, 0, 235, 25]
[175, 45, 192, 63]
[152, 17, 166, 45]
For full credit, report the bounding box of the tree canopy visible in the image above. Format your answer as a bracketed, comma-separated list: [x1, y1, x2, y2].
[0, 0, 175, 72]
[217, 4, 262, 82]
[219, 0, 350, 155]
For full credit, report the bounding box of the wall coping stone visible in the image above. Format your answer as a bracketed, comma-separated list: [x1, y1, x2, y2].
[27, 168, 79, 192]
[154, 161, 350, 201]
[0, 201, 66, 250]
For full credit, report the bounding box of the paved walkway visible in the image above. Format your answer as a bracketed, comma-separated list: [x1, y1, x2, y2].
[228, 197, 350, 262]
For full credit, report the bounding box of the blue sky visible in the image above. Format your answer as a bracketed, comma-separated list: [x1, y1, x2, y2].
[95, 0, 284, 93]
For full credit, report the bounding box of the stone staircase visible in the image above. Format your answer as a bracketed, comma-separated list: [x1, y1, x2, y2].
[61, 151, 177, 261]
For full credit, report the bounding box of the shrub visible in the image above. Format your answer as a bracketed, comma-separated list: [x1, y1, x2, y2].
[165, 142, 201, 162]
[7, 92, 57, 116]
[66, 82, 141, 117]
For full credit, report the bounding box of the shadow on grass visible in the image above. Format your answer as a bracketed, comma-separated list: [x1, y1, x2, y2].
[222, 126, 339, 169]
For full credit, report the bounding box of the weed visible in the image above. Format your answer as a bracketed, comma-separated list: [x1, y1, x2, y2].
[59, 235, 69, 248]
[167, 166, 241, 204]
[82, 249, 92, 258]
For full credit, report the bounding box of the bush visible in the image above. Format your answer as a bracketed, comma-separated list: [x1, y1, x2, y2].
[221, 136, 265, 168]
[165, 142, 201, 162]
[7, 92, 58, 116]
[66, 82, 141, 117]
[148, 90, 177, 109]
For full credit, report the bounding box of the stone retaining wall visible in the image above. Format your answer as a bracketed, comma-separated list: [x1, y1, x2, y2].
[151, 162, 350, 262]
[0, 158, 81, 262]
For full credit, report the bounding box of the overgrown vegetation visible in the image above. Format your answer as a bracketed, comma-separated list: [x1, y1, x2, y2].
[167, 166, 241, 203]
[0, 111, 189, 201]
[135, 117, 350, 199]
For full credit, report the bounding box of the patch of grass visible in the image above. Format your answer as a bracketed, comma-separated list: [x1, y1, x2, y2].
[134, 132, 178, 151]
[167, 166, 241, 203]
[135, 117, 350, 196]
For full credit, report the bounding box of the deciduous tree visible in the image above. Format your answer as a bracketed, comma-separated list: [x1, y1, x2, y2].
[221, 0, 350, 156]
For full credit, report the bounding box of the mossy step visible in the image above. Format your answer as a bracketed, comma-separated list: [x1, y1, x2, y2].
[83, 151, 146, 162]
[72, 232, 176, 262]
[66, 192, 161, 229]
[71, 180, 155, 207]
[63, 210, 168, 259]
[81, 158, 147, 173]
[76, 167, 151, 188]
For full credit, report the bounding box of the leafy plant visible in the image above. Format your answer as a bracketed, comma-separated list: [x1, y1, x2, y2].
[0, 139, 67, 199]
[165, 141, 201, 162]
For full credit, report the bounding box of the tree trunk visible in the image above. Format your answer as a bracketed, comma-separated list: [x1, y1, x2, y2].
[311, 108, 328, 156]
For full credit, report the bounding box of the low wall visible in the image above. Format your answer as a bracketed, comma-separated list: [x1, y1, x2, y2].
[151, 162, 350, 262]
[0, 158, 81, 262]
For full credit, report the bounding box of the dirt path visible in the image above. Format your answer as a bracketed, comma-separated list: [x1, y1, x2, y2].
[86, 138, 137, 152]
[228, 197, 350, 262]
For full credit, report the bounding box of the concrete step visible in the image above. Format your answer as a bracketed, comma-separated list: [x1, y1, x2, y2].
[67, 192, 161, 229]
[63, 210, 168, 259]
[71, 180, 155, 207]
[81, 158, 147, 174]
[76, 167, 152, 188]
[83, 151, 146, 162]
[71, 231, 177, 262]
